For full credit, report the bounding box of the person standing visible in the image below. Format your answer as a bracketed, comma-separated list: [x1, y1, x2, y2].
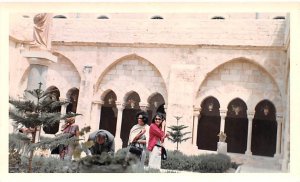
[59, 117, 80, 160]
[86, 129, 115, 156]
[147, 112, 169, 170]
[127, 111, 150, 170]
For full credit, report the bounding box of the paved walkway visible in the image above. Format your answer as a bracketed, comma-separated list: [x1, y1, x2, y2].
[237, 165, 283, 173]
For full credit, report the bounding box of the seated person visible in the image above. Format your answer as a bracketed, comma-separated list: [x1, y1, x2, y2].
[86, 129, 115, 156]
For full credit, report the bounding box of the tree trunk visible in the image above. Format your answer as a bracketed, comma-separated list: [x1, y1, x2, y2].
[28, 128, 37, 173]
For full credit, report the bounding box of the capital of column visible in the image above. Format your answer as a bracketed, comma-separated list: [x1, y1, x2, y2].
[276, 114, 284, 123]
[164, 105, 167, 111]
[92, 100, 104, 105]
[247, 111, 255, 119]
[116, 102, 125, 111]
[59, 97, 70, 105]
[193, 107, 200, 117]
[22, 50, 57, 66]
[139, 103, 149, 111]
[220, 109, 227, 117]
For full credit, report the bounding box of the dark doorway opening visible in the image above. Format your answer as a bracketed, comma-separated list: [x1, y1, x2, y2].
[225, 98, 248, 154]
[197, 96, 221, 151]
[99, 91, 117, 136]
[251, 100, 277, 157]
[43, 86, 61, 134]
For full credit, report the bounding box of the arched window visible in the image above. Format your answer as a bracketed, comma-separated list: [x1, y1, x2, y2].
[197, 96, 221, 151]
[53, 15, 67, 19]
[273, 16, 285, 20]
[99, 90, 117, 137]
[97, 15, 109, 19]
[151, 15, 164, 19]
[225, 98, 248, 154]
[211, 16, 225, 20]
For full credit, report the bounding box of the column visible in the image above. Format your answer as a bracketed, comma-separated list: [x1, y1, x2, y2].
[76, 65, 93, 130]
[22, 50, 57, 142]
[114, 102, 125, 151]
[274, 116, 283, 158]
[164, 105, 168, 119]
[219, 109, 226, 132]
[192, 108, 200, 147]
[245, 112, 254, 155]
[90, 101, 104, 132]
[59, 97, 68, 130]
[139, 102, 149, 112]
[281, 116, 289, 171]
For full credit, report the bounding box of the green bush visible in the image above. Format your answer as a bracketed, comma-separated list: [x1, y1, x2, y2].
[161, 151, 231, 173]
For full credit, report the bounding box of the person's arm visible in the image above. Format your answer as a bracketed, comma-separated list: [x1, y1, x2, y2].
[161, 120, 169, 141]
[150, 124, 165, 139]
[107, 140, 115, 155]
[132, 128, 146, 142]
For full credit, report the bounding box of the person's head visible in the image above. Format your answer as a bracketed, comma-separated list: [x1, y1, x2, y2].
[65, 117, 75, 124]
[95, 132, 106, 145]
[152, 112, 165, 127]
[136, 111, 148, 126]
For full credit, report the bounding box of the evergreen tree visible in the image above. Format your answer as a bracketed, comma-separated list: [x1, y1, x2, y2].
[9, 83, 81, 172]
[167, 116, 191, 151]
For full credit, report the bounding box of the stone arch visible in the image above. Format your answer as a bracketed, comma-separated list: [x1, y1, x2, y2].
[196, 57, 283, 112]
[94, 54, 168, 108]
[18, 66, 30, 93]
[197, 96, 221, 151]
[51, 51, 82, 80]
[251, 99, 277, 157]
[94, 53, 167, 97]
[99, 90, 118, 136]
[225, 98, 248, 154]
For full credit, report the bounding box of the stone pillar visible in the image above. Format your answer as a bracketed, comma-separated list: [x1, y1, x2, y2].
[22, 50, 57, 142]
[59, 97, 68, 130]
[139, 103, 148, 112]
[217, 142, 227, 154]
[22, 51, 57, 98]
[75, 65, 93, 130]
[189, 108, 200, 152]
[219, 109, 226, 132]
[164, 105, 167, 113]
[281, 115, 289, 171]
[165, 64, 196, 153]
[90, 100, 104, 132]
[245, 112, 254, 155]
[192, 108, 200, 146]
[114, 102, 125, 150]
[274, 116, 283, 158]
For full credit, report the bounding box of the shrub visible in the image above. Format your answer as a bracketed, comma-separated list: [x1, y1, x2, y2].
[196, 153, 231, 173]
[162, 151, 231, 173]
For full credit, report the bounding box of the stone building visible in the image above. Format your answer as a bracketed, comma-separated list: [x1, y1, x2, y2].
[9, 12, 290, 171]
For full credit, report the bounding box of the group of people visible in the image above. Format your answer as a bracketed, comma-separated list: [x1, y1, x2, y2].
[125, 111, 169, 170]
[17, 111, 169, 170]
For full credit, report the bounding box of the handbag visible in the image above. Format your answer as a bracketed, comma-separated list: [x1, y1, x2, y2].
[129, 142, 143, 156]
[161, 146, 167, 160]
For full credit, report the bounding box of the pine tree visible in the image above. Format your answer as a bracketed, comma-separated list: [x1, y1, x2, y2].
[167, 116, 191, 151]
[9, 83, 81, 172]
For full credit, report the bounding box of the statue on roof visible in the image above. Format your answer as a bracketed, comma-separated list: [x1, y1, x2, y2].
[31, 13, 52, 50]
